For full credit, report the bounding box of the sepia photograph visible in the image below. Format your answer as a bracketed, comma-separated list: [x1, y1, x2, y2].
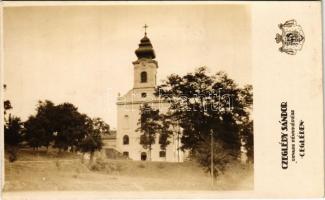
[2, 4, 253, 193]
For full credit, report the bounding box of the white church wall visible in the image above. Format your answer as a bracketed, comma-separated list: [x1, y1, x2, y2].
[116, 100, 185, 162]
[133, 61, 157, 89]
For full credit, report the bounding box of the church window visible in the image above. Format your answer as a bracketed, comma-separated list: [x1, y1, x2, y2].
[141, 152, 147, 161]
[123, 151, 129, 157]
[141, 92, 147, 98]
[141, 71, 147, 83]
[159, 151, 166, 158]
[123, 135, 129, 145]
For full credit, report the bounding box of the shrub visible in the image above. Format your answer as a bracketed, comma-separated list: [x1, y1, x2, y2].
[193, 139, 238, 177]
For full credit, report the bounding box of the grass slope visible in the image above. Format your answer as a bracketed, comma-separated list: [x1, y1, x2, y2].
[4, 149, 253, 191]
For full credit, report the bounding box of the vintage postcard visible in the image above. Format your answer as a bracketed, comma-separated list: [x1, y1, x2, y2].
[0, 1, 323, 199]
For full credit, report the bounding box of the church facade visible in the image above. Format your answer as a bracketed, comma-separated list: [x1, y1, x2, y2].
[116, 30, 185, 162]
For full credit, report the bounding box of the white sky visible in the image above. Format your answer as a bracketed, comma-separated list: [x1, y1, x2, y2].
[3, 5, 251, 129]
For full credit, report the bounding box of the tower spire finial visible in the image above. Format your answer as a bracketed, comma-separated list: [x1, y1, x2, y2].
[143, 24, 148, 36]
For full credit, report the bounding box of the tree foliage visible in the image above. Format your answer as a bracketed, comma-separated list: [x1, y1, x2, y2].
[136, 104, 160, 160]
[5, 116, 23, 147]
[24, 101, 56, 149]
[77, 118, 105, 165]
[3, 85, 23, 162]
[136, 104, 175, 159]
[92, 117, 110, 136]
[24, 100, 108, 155]
[158, 114, 173, 150]
[3, 84, 109, 162]
[52, 103, 90, 151]
[155, 67, 253, 171]
[4, 100, 12, 115]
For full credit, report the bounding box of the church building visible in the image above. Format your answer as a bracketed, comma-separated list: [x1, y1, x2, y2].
[116, 27, 185, 162]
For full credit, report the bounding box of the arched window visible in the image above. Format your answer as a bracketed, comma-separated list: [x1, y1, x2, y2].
[141, 152, 147, 161]
[123, 135, 129, 145]
[141, 71, 147, 83]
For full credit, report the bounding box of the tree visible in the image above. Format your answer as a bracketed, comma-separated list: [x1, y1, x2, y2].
[137, 105, 175, 160]
[24, 116, 48, 150]
[77, 117, 106, 165]
[158, 114, 173, 150]
[24, 100, 91, 152]
[238, 84, 253, 162]
[155, 67, 253, 173]
[4, 100, 12, 116]
[195, 138, 238, 177]
[240, 119, 253, 162]
[3, 84, 13, 123]
[24, 101, 56, 150]
[24, 99, 108, 164]
[3, 84, 23, 162]
[52, 103, 89, 152]
[4, 116, 23, 162]
[92, 117, 110, 136]
[136, 103, 161, 161]
[5, 116, 23, 146]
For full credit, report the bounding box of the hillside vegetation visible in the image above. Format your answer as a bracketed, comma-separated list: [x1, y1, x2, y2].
[4, 149, 253, 191]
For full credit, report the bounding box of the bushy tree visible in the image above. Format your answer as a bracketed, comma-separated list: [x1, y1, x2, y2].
[52, 103, 89, 152]
[158, 114, 173, 150]
[195, 139, 238, 177]
[24, 101, 56, 150]
[24, 116, 48, 150]
[3, 90, 109, 162]
[4, 116, 23, 162]
[5, 116, 23, 146]
[136, 104, 162, 160]
[240, 119, 253, 162]
[136, 104, 176, 160]
[3, 84, 13, 122]
[4, 100, 12, 116]
[24, 100, 104, 154]
[92, 117, 110, 136]
[3, 84, 23, 162]
[77, 117, 107, 165]
[155, 67, 253, 173]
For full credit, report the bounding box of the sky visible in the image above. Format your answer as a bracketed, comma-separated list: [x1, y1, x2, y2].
[3, 5, 251, 128]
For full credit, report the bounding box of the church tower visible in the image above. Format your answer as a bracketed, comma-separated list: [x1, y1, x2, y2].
[116, 26, 185, 162]
[133, 26, 158, 89]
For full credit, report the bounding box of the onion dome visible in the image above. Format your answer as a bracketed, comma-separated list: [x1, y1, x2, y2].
[135, 25, 156, 59]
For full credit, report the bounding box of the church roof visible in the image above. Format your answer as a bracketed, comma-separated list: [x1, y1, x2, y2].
[135, 34, 156, 59]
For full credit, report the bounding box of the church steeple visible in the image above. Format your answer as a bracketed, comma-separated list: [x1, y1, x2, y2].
[135, 24, 156, 59]
[132, 25, 158, 89]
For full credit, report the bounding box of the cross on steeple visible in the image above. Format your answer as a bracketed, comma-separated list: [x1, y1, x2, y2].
[143, 24, 148, 36]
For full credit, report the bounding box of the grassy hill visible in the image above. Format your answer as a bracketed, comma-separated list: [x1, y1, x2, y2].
[4, 149, 253, 191]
